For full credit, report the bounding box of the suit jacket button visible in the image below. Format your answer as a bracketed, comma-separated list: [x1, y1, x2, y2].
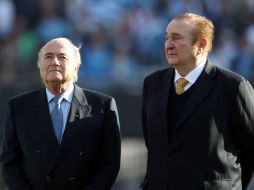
[69, 177, 76, 182]
[168, 157, 173, 162]
[35, 150, 40, 154]
[79, 152, 85, 156]
[45, 176, 51, 182]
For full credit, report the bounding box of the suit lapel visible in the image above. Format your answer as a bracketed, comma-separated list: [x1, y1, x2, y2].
[32, 89, 59, 154]
[61, 85, 91, 147]
[50, 85, 91, 169]
[175, 61, 216, 129]
[159, 69, 174, 134]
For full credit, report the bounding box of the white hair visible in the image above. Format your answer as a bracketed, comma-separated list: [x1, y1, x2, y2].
[37, 37, 82, 82]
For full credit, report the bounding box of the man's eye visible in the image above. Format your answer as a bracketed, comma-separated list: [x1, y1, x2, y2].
[59, 55, 67, 60]
[45, 55, 52, 59]
[165, 36, 182, 42]
[174, 36, 184, 41]
[173, 36, 181, 40]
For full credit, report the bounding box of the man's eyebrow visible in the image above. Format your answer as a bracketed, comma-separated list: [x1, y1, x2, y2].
[59, 53, 67, 56]
[165, 32, 182, 37]
[171, 33, 182, 37]
[44, 52, 67, 57]
[43, 52, 53, 57]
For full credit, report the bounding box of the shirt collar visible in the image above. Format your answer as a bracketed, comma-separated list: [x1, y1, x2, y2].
[174, 58, 207, 85]
[46, 84, 74, 103]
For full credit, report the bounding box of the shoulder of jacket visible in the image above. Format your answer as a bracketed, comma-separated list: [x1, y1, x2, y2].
[8, 88, 44, 103]
[82, 88, 113, 102]
[215, 66, 246, 84]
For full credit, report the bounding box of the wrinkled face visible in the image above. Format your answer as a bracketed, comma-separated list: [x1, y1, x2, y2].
[164, 20, 199, 70]
[39, 39, 79, 85]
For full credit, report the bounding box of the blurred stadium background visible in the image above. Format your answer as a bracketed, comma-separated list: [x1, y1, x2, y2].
[0, 0, 254, 189]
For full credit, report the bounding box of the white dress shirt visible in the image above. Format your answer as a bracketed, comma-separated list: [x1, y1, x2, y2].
[174, 58, 207, 91]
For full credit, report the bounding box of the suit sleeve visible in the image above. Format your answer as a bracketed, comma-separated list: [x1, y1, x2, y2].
[0, 101, 32, 190]
[84, 97, 121, 190]
[231, 79, 254, 188]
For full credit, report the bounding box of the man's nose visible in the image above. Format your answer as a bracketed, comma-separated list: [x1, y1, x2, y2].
[165, 39, 175, 49]
[51, 57, 60, 65]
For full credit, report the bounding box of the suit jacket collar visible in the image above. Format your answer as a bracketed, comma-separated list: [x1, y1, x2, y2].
[66, 84, 91, 123]
[175, 60, 216, 129]
[60, 84, 91, 147]
[51, 84, 92, 170]
[160, 60, 216, 133]
[33, 89, 59, 154]
[32, 84, 92, 172]
[159, 68, 174, 135]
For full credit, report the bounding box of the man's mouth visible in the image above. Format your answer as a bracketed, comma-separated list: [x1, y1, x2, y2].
[166, 51, 176, 56]
[49, 70, 61, 72]
[168, 53, 176, 56]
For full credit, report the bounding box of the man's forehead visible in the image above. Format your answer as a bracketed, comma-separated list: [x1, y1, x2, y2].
[167, 19, 187, 28]
[165, 19, 195, 34]
[43, 40, 72, 54]
[46, 39, 70, 48]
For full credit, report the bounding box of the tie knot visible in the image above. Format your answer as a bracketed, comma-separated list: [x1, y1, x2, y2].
[177, 78, 188, 88]
[53, 96, 62, 104]
[176, 78, 189, 95]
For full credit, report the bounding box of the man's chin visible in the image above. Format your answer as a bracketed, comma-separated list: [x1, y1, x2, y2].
[45, 78, 64, 84]
[167, 61, 178, 67]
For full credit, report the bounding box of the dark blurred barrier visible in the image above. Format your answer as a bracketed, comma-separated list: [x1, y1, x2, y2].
[113, 92, 143, 137]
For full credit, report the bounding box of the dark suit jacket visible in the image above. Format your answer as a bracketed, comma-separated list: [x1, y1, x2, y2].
[1, 84, 121, 190]
[141, 61, 254, 190]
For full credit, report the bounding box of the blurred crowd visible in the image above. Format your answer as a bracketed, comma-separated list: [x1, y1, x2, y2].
[0, 0, 254, 93]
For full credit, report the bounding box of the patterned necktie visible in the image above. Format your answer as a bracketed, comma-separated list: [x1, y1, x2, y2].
[51, 96, 63, 143]
[176, 78, 189, 95]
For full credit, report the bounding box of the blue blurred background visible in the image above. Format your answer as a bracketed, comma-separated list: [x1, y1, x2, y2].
[0, 0, 254, 189]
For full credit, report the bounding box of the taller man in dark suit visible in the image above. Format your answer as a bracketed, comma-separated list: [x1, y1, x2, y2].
[141, 13, 254, 190]
[1, 37, 121, 190]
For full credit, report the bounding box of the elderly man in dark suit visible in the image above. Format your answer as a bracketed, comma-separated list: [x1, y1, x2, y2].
[141, 13, 254, 190]
[1, 37, 121, 190]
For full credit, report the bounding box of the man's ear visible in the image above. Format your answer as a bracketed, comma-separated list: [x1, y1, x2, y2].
[196, 38, 207, 56]
[199, 38, 207, 49]
[75, 63, 80, 72]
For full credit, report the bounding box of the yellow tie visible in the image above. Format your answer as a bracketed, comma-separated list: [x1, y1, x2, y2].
[176, 78, 189, 95]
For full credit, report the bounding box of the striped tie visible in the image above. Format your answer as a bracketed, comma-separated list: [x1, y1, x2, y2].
[176, 78, 189, 95]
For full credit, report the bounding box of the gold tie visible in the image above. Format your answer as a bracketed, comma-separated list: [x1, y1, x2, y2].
[176, 78, 189, 95]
